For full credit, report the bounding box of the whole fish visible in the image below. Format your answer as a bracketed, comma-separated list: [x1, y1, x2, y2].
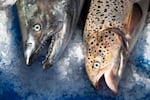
[83, 0, 149, 94]
[16, 0, 84, 69]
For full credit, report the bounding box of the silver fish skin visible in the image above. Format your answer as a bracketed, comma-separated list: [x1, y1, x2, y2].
[83, 0, 149, 94]
[16, 0, 84, 69]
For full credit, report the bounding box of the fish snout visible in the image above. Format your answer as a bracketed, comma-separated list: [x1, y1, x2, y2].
[24, 34, 36, 65]
[24, 42, 35, 65]
[85, 60, 109, 89]
[86, 60, 121, 95]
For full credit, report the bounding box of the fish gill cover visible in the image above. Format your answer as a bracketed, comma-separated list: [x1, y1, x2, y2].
[0, 0, 150, 100]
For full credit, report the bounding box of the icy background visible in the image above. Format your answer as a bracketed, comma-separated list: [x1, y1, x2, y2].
[0, 0, 150, 100]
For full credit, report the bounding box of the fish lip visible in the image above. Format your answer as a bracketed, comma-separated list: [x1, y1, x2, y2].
[24, 47, 35, 66]
[25, 55, 33, 66]
[95, 74, 103, 90]
[25, 45, 42, 66]
[92, 65, 110, 90]
[94, 79, 100, 90]
[90, 73, 103, 90]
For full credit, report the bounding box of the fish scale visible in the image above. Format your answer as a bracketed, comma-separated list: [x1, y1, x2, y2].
[84, 0, 132, 40]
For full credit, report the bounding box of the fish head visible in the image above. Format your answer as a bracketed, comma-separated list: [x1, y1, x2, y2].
[85, 29, 127, 94]
[21, 2, 63, 65]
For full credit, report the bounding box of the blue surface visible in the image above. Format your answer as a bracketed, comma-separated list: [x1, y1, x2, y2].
[0, 5, 150, 100]
[136, 56, 150, 78]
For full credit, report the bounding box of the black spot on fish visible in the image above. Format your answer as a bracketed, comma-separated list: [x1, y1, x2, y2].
[100, 14, 104, 16]
[101, 20, 104, 24]
[104, 9, 107, 12]
[99, 50, 101, 52]
[97, 0, 103, 3]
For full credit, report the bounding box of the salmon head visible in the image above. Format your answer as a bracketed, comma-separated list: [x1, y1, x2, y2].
[17, 0, 64, 65]
[85, 28, 128, 94]
[83, 0, 149, 94]
[17, 0, 84, 68]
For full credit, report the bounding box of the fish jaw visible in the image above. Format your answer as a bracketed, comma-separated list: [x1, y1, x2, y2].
[86, 60, 119, 94]
[85, 58, 110, 89]
[84, 29, 127, 94]
[24, 33, 36, 65]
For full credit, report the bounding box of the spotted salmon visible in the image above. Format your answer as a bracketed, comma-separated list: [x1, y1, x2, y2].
[83, 0, 149, 94]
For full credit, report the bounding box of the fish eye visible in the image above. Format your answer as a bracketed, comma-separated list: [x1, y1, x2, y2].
[93, 61, 100, 69]
[33, 24, 41, 32]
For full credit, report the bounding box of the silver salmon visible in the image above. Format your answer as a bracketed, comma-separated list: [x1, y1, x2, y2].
[83, 0, 149, 94]
[16, 0, 84, 69]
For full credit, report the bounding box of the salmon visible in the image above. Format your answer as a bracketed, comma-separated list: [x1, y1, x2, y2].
[16, 0, 84, 69]
[83, 0, 149, 94]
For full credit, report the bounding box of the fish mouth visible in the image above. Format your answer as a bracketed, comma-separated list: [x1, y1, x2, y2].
[93, 68, 118, 95]
[94, 68, 108, 90]
[25, 35, 53, 66]
[92, 51, 125, 95]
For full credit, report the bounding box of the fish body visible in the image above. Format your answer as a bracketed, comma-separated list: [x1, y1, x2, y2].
[16, 0, 84, 69]
[83, 0, 149, 94]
